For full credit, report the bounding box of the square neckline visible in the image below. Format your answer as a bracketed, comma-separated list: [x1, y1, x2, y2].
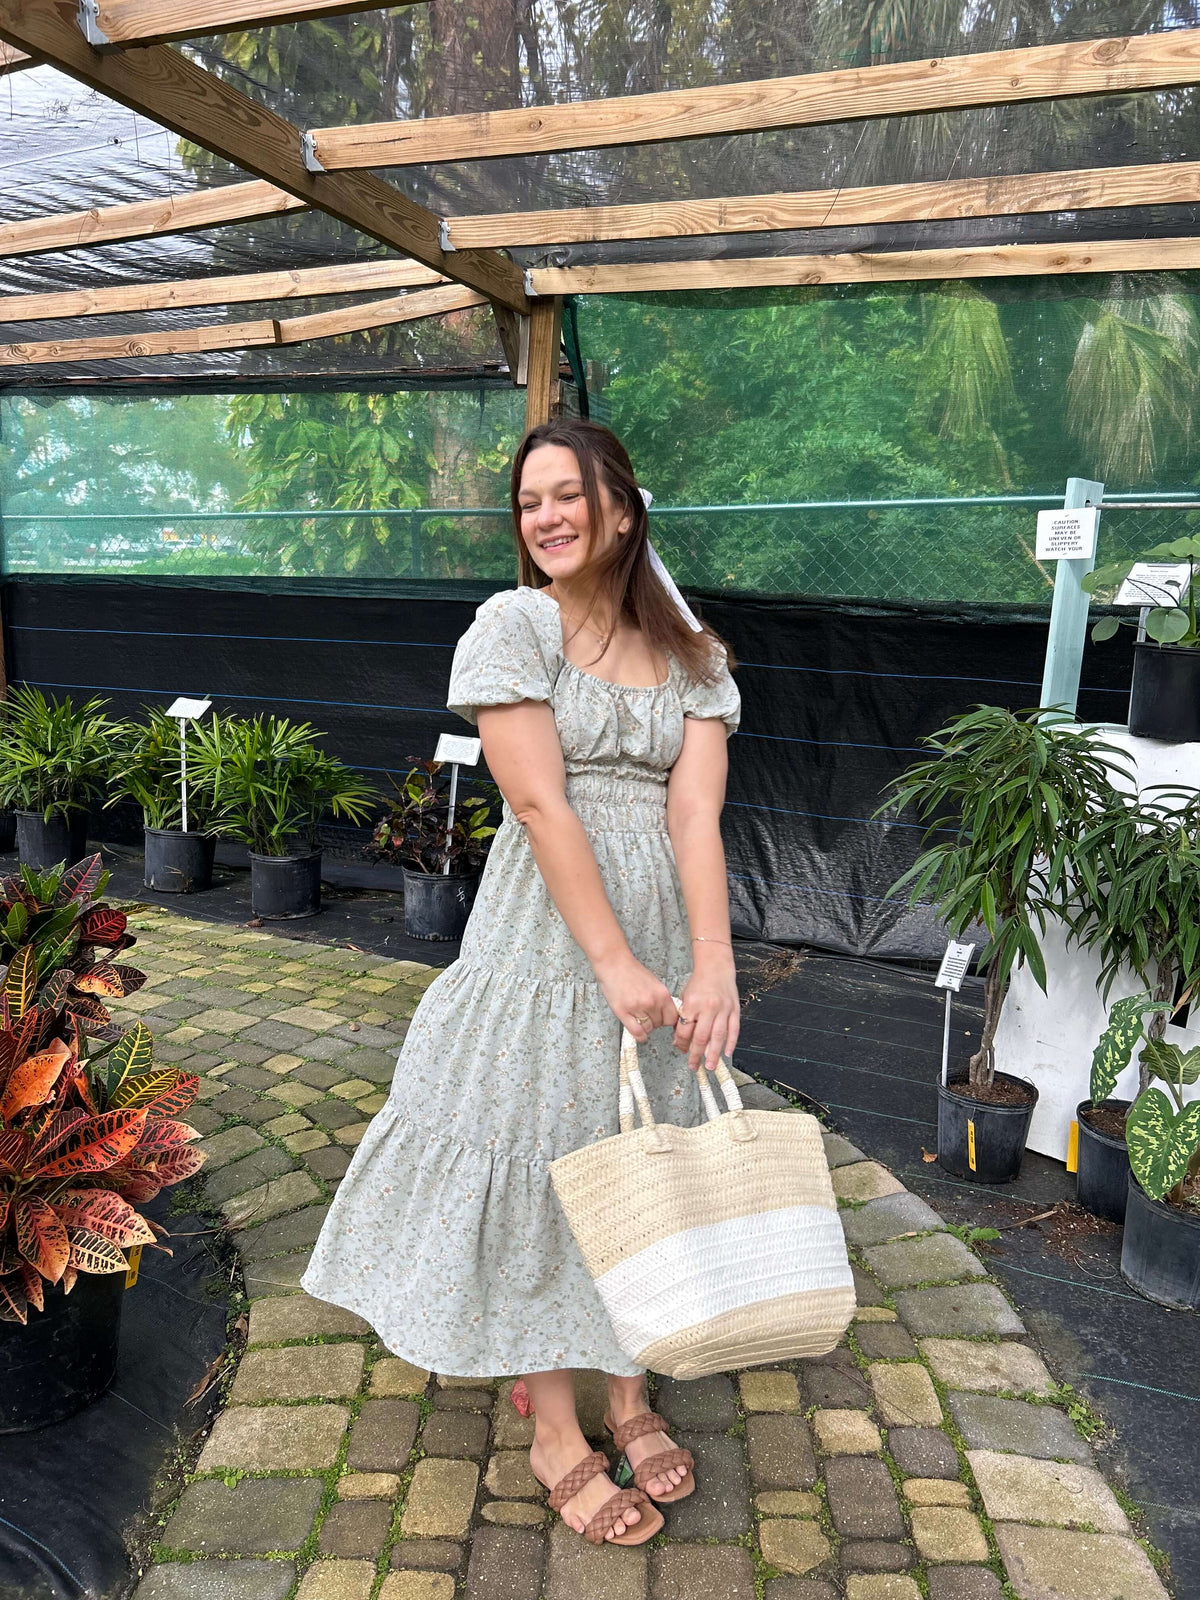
[525, 586, 672, 693]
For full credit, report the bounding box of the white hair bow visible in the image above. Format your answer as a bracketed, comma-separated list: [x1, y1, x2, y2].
[639, 488, 703, 632]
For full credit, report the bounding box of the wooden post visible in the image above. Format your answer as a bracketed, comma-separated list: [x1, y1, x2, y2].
[524, 297, 563, 431]
[1041, 476, 1103, 718]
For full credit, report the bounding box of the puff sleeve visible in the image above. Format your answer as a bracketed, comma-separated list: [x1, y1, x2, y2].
[447, 590, 557, 725]
[678, 648, 741, 737]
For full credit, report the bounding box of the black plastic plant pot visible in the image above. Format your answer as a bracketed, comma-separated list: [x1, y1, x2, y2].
[936, 1071, 1039, 1185]
[144, 827, 215, 894]
[1121, 1176, 1200, 1310]
[250, 850, 322, 919]
[1128, 641, 1200, 742]
[15, 808, 88, 872]
[0, 1271, 125, 1434]
[1075, 1098, 1132, 1225]
[0, 812, 15, 853]
[403, 867, 480, 941]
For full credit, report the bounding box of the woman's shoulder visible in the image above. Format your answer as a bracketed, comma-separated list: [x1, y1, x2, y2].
[465, 586, 560, 657]
[472, 585, 553, 625]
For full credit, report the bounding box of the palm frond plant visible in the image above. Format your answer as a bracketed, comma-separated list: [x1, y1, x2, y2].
[0, 687, 117, 820]
[105, 707, 221, 832]
[882, 706, 1129, 1094]
[0, 854, 204, 1329]
[191, 714, 377, 857]
[366, 761, 498, 875]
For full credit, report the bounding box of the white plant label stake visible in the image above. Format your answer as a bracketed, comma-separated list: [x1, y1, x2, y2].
[934, 940, 975, 1087]
[433, 733, 482, 876]
[165, 696, 212, 834]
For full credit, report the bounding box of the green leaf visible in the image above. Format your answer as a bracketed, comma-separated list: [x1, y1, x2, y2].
[1090, 994, 1161, 1103]
[1090, 616, 1121, 642]
[104, 1022, 154, 1099]
[1126, 1090, 1200, 1201]
[1146, 608, 1191, 644]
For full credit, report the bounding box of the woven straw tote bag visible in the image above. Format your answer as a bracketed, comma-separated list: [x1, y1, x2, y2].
[549, 1005, 856, 1379]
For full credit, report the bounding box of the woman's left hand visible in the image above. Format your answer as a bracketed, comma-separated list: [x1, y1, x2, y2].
[673, 955, 740, 1071]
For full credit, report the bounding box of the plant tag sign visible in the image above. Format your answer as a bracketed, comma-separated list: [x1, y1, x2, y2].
[1114, 562, 1191, 607]
[434, 733, 482, 767]
[165, 695, 212, 721]
[935, 940, 975, 992]
[1035, 507, 1099, 560]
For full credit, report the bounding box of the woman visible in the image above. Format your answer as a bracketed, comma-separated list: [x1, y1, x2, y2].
[303, 418, 741, 1548]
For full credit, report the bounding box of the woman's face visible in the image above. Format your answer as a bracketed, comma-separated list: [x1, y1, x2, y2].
[517, 443, 630, 583]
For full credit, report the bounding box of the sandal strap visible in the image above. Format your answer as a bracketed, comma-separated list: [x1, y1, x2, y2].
[632, 1446, 694, 1491]
[582, 1485, 652, 1545]
[548, 1450, 611, 1513]
[609, 1410, 672, 1452]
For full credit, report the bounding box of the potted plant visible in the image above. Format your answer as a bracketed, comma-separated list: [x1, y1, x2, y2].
[366, 761, 497, 941]
[0, 853, 205, 1430]
[883, 706, 1126, 1184]
[194, 715, 376, 919]
[106, 708, 220, 893]
[1067, 788, 1200, 1218]
[0, 687, 116, 870]
[1120, 1031, 1200, 1309]
[1078, 994, 1169, 1223]
[1082, 534, 1200, 741]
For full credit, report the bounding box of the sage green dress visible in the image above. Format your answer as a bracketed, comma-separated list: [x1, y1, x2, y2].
[302, 586, 740, 1376]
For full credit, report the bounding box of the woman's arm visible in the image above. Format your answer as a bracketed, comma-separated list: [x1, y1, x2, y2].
[667, 717, 740, 1070]
[476, 700, 676, 1041]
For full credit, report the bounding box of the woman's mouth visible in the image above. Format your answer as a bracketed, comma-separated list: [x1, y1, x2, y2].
[540, 535, 578, 551]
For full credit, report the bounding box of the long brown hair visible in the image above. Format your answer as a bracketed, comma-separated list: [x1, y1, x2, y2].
[509, 418, 732, 684]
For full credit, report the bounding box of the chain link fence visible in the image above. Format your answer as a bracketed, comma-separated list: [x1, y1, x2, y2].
[4, 493, 1198, 602]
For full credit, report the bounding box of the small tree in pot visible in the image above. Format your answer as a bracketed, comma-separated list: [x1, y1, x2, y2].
[0, 688, 117, 870]
[882, 706, 1127, 1183]
[193, 715, 376, 919]
[366, 761, 498, 941]
[106, 708, 223, 893]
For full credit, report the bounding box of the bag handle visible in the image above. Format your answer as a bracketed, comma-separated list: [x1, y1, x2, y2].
[618, 996, 755, 1148]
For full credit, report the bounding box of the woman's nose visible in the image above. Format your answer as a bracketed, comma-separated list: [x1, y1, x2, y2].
[535, 500, 560, 528]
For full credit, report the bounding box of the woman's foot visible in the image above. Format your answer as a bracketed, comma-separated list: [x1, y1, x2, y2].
[530, 1430, 644, 1541]
[606, 1385, 692, 1500]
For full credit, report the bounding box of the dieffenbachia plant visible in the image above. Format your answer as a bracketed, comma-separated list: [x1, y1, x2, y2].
[1126, 1036, 1200, 1204]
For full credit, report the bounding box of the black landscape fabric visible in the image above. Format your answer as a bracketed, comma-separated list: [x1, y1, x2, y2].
[0, 1194, 228, 1600]
[3, 577, 1135, 958]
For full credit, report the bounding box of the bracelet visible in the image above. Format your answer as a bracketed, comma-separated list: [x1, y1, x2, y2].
[692, 935, 732, 947]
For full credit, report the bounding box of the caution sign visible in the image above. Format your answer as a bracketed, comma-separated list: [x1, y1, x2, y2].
[1035, 507, 1100, 560]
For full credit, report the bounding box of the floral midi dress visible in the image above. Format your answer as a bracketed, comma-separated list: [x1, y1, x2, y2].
[302, 586, 741, 1377]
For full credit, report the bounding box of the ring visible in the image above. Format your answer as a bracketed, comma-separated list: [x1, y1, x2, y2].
[678, 1014, 695, 1025]
[634, 1012, 652, 1026]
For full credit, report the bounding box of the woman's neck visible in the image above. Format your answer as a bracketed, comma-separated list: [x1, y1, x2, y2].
[546, 576, 616, 637]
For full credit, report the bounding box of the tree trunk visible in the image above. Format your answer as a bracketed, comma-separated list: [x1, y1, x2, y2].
[967, 959, 1003, 1088]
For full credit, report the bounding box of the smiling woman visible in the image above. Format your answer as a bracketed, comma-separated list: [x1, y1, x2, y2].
[303, 417, 741, 1549]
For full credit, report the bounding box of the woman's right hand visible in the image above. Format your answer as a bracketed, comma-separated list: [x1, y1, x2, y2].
[594, 952, 678, 1043]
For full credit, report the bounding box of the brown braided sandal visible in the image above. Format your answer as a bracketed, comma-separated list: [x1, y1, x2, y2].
[537, 1448, 664, 1546]
[603, 1410, 696, 1504]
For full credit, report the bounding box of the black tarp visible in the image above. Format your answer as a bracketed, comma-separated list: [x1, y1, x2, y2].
[2, 576, 1137, 958]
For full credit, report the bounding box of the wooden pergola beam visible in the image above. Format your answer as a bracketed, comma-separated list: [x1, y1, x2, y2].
[446, 158, 1200, 250]
[0, 38, 32, 68]
[305, 27, 1200, 171]
[0, 282, 488, 365]
[77, 0, 416, 49]
[0, 258, 444, 323]
[276, 282, 486, 343]
[0, 0, 528, 313]
[526, 234, 1200, 295]
[523, 297, 562, 429]
[0, 178, 304, 258]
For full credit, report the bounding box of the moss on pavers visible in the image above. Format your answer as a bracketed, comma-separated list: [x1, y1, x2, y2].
[840, 1191, 946, 1249]
[966, 1450, 1131, 1533]
[892, 1285, 1025, 1339]
[947, 1394, 1092, 1464]
[247, 1293, 370, 1345]
[740, 1370, 803, 1412]
[159, 1475, 324, 1554]
[196, 1125, 266, 1170]
[833, 1162, 905, 1203]
[910, 1505, 990, 1563]
[221, 1169, 323, 1228]
[863, 1233, 988, 1290]
[868, 1362, 942, 1426]
[229, 1343, 365, 1403]
[205, 1145, 295, 1205]
[921, 1338, 1054, 1397]
[133, 1561, 296, 1600]
[759, 1520, 833, 1576]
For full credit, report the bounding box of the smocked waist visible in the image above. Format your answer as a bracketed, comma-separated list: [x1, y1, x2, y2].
[501, 770, 669, 833]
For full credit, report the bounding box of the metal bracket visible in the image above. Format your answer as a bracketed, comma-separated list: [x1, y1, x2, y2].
[522, 267, 535, 297]
[300, 131, 325, 173]
[438, 218, 455, 253]
[76, 0, 110, 47]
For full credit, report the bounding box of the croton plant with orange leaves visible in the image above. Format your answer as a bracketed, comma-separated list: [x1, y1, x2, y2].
[0, 853, 205, 1323]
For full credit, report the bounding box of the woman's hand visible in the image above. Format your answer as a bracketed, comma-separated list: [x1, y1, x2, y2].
[673, 950, 740, 1071]
[595, 952, 678, 1043]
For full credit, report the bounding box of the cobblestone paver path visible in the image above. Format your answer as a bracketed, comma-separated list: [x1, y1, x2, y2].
[119, 909, 1172, 1600]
